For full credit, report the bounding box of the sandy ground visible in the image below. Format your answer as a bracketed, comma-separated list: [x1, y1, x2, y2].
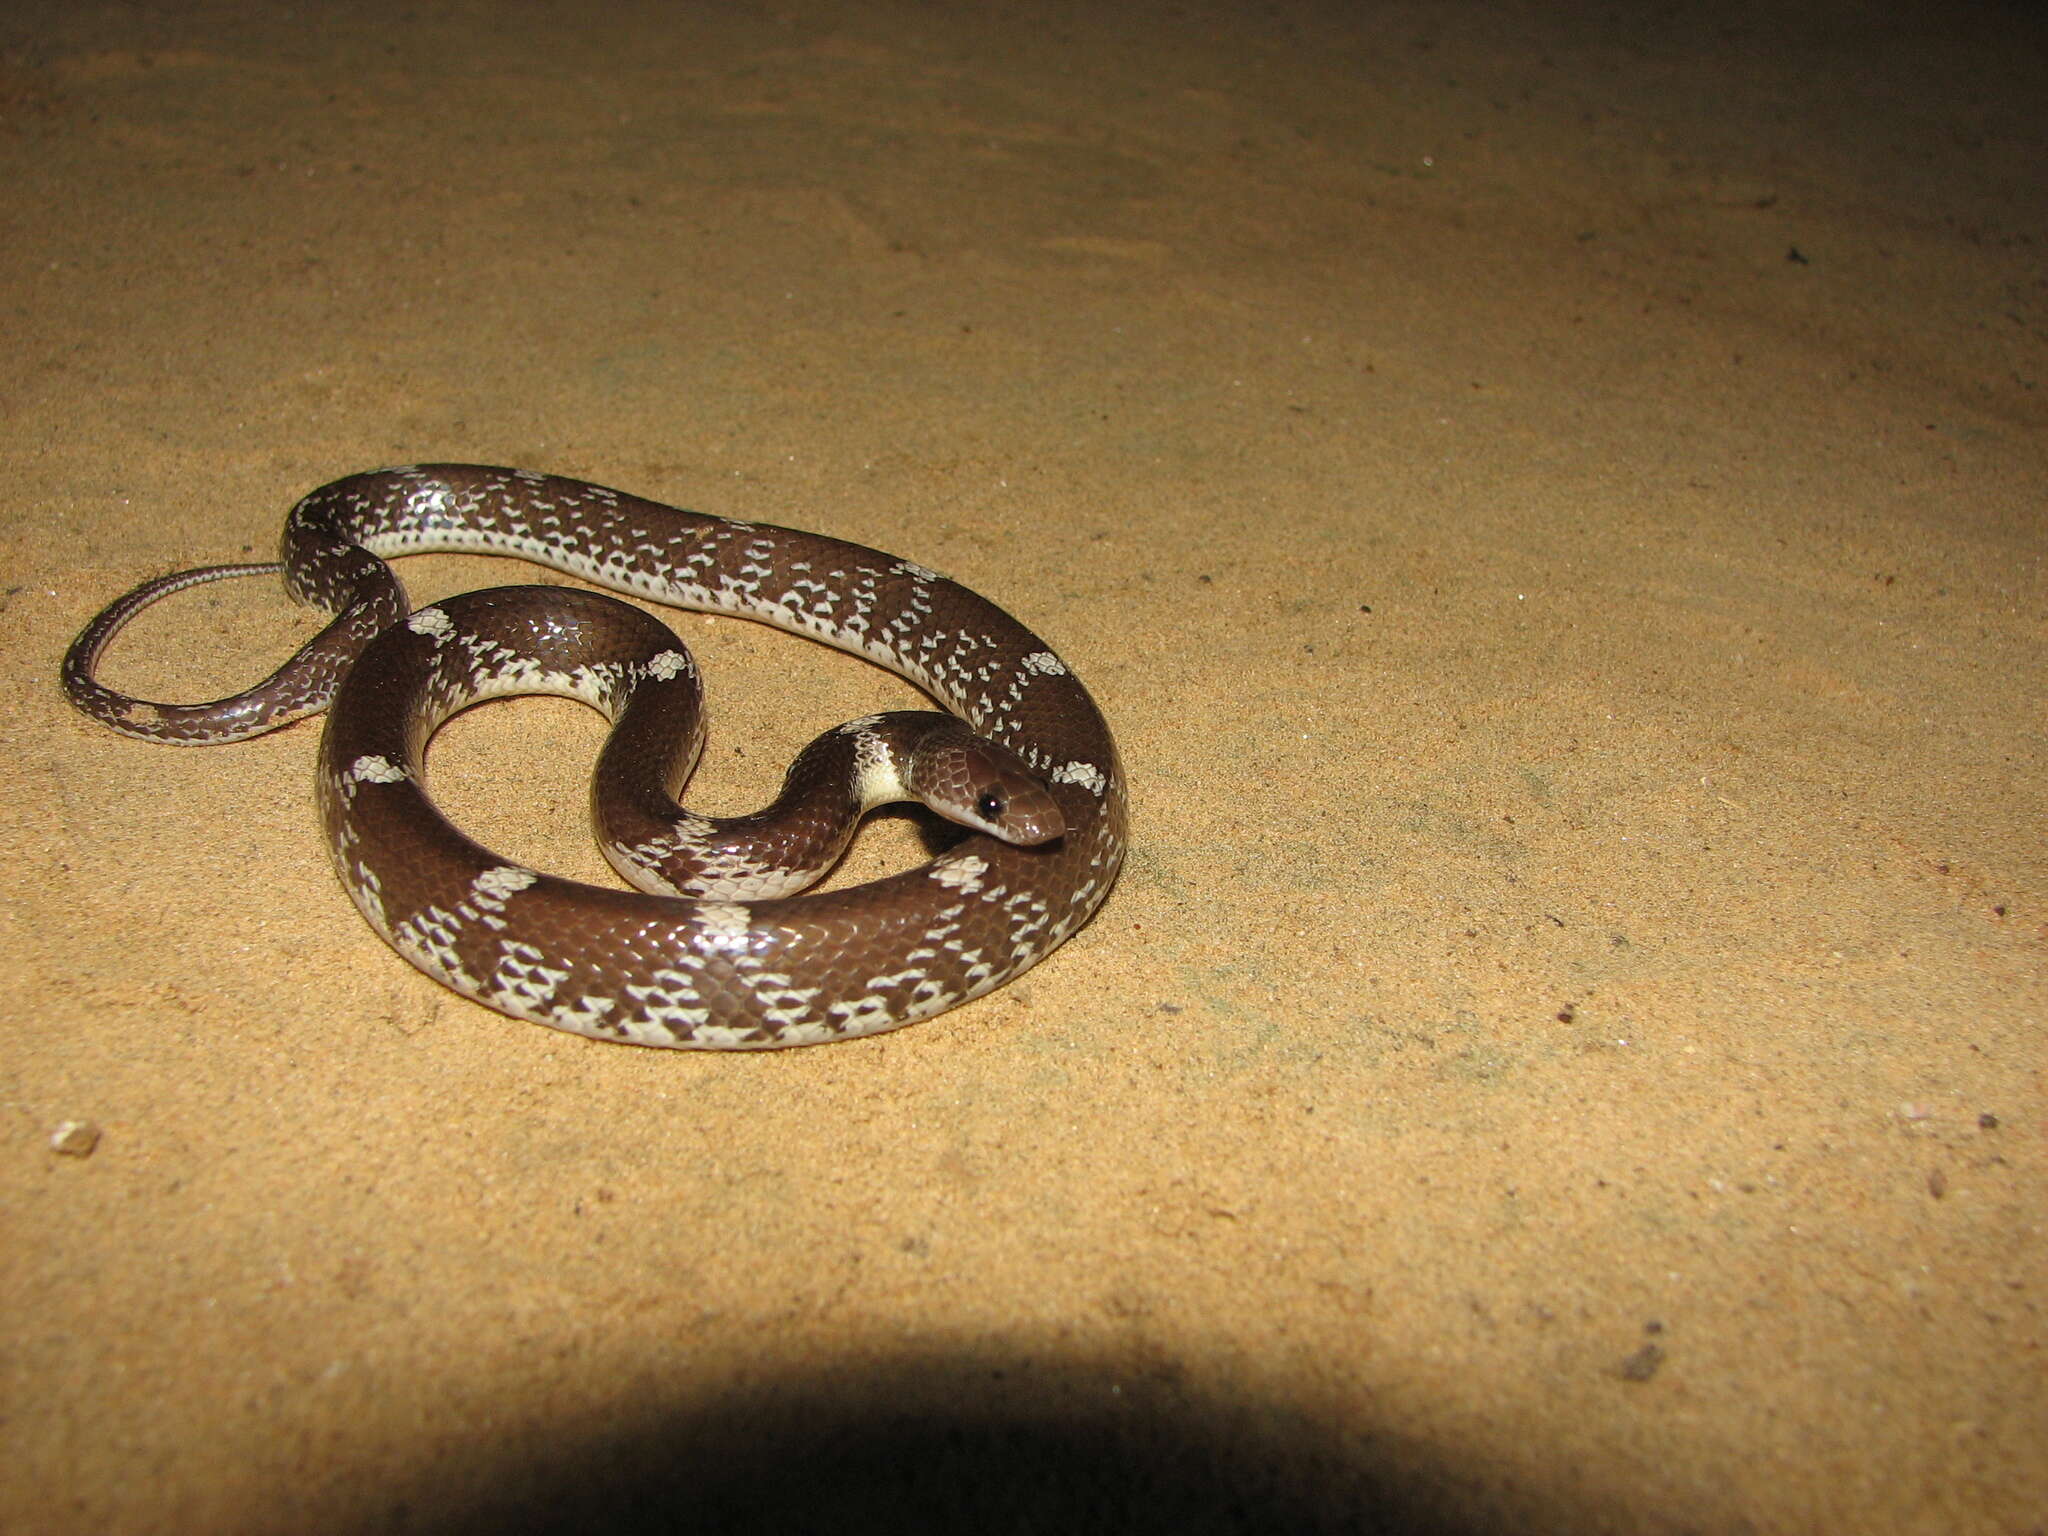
[2, 1, 2042, 1531]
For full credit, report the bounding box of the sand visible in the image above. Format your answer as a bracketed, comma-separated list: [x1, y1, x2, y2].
[2, 1, 2041, 1531]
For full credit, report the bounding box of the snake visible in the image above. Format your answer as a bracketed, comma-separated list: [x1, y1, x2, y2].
[62, 465, 1126, 1048]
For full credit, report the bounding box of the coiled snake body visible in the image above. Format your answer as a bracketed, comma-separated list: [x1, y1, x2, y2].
[63, 466, 1126, 1048]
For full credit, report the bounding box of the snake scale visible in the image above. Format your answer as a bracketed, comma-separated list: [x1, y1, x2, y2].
[63, 466, 1127, 1048]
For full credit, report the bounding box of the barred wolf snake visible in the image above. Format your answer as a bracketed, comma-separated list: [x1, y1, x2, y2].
[63, 466, 1126, 1048]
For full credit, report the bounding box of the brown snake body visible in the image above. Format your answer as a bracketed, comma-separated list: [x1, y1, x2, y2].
[62, 466, 1126, 1048]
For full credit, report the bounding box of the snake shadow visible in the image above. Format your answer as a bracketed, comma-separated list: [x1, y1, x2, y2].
[361, 1346, 1525, 1536]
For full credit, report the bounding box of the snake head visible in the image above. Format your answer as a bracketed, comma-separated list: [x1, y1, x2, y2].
[905, 722, 1066, 845]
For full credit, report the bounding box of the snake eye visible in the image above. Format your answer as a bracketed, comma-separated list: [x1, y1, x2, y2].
[976, 790, 1006, 823]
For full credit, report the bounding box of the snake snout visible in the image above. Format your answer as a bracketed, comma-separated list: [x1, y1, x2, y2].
[968, 775, 1066, 845]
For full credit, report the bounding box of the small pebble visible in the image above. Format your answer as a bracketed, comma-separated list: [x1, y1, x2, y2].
[1618, 1343, 1665, 1382]
[50, 1121, 101, 1158]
